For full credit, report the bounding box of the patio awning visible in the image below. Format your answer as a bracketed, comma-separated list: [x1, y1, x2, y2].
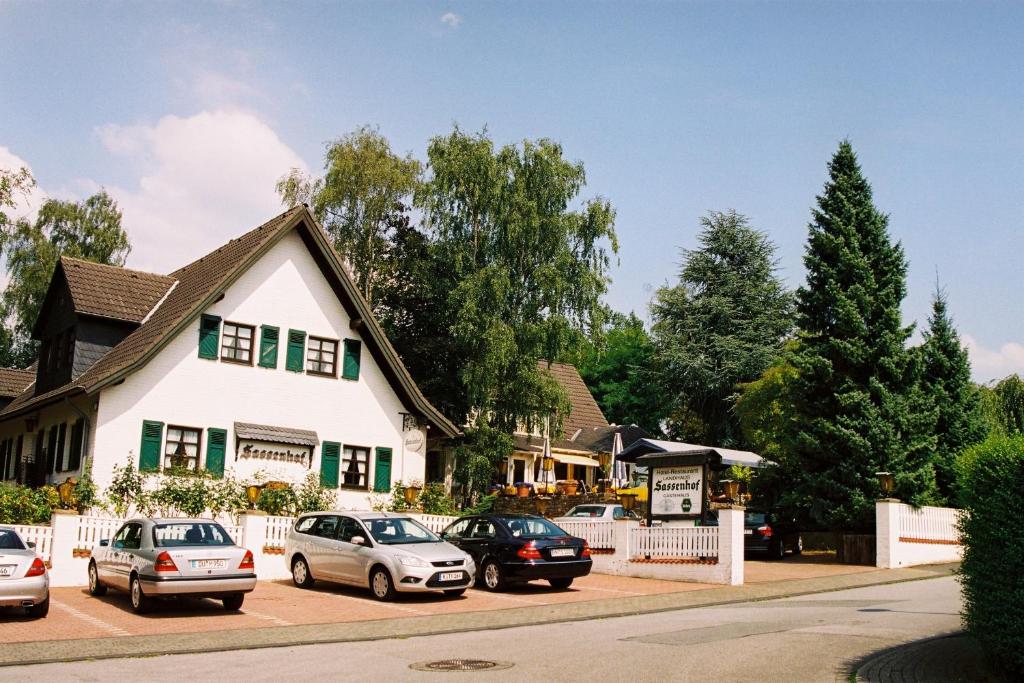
[234, 422, 319, 447]
[551, 453, 599, 468]
[616, 438, 772, 468]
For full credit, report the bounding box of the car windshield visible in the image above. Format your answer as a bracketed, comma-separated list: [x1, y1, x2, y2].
[565, 506, 607, 517]
[0, 529, 25, 550]
[365, 517, 440, 545]
[498, 516, 568, 538]
[745, 512, 768, 526]
[154, 522, 235, 547]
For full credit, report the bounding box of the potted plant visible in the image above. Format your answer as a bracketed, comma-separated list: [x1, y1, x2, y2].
[516, 482, 532, 498]
[562, 480, 579, 496]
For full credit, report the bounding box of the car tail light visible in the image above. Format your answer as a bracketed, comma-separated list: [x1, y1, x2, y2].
[517, 541, 542, 560]
[25, 557, 46, 577]
[239, 550, 255, 570]
[154, 551, 178, 573]
[757, 525, 773, 538]
[581, 541, 592, 558]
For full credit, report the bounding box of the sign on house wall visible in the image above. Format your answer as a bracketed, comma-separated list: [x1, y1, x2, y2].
[650, 465, 703, 517]
[236, 440, 312, 468]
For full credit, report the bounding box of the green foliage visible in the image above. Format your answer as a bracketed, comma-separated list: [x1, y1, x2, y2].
[453, 427, 513, 501]
[786, 141, 937, 531]
[418, 482, 459, 516]
[918, 287, 987, 503]
[257, 485, 298, 516]
[991, 375, 1024, 435]
[0, 191, 130, 366]
[278, 125, 421, 306]
[72, 463, 99, 513]
[0, 483, 58, 524]
[652, 210, 793, 447]
[955, 435, 1024, 676]
[0, 166, 35, 241]
[152, 468, 216, 518]
[576, 311, 669, 435]
[462, 493, 497, 516]
[296, 472, 336, 513]
[105, 457, 150, 518]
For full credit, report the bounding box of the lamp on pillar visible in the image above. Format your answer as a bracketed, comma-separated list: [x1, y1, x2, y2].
[57, 477, 77, 510]
[403, 483, 421, 507]
[619, 492, 637, 513]
[875, 471, 895, 499]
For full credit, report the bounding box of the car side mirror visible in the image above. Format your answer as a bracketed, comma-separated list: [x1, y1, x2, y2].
[27, 541, 36, 549]
[350, 535, 367, 546]
[99, 539, 109, 547]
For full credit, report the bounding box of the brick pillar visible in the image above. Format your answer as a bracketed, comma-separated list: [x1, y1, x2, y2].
[875, 499, 901, 568]
[718, 505, 744, 585]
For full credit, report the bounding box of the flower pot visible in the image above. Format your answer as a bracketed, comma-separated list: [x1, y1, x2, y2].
[564, 482, 579, 496]
[516, 485, 531, 498]
[503, 485, 517, 496]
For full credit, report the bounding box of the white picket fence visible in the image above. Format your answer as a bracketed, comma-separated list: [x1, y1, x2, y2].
[263, 515, 294, 549]
[628, 526, 719, 560]
[898, 504, 962, 543]
[410, 513, 458, 534]
[556, 520, 616, 549]
[12, 524, 53, 563]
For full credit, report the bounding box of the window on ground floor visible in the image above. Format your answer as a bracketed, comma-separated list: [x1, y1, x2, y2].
[341, 445, 369, 489]
[165, 426, 202, 471]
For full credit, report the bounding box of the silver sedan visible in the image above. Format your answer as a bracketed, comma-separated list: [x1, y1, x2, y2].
[88, 518, 257, 613]
[0, 525, 49, 618]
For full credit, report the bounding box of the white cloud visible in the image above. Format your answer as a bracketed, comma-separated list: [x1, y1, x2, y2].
[440, 12, 462, 28]
[963, 335, 1024, 383]
[95, 109, 309, 274]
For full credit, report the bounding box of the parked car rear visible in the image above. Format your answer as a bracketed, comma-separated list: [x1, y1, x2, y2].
[441, 514, 592, 591]
[0, 526, 49, 618]
[744, 510, 802, 559]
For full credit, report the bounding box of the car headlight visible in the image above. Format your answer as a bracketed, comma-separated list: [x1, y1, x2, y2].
[398, 555, 429, 568]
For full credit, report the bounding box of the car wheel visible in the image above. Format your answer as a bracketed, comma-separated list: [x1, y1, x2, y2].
[548, 577, 574, 590]
[793, 535, 803, 556]
[222, 594, 245, 611]
[26, 597, 49, 619]
[130, 575, 151, 614]
[444, 589, 466, 598]
[481, 560, 506, 592]
[88, 562, 108, 597]
[291, 556, 315, 588]
[369, 566, 396, 602]
[770, 539, 786, 560]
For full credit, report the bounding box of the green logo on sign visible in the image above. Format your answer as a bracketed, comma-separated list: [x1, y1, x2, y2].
[681, 497, 692, 513]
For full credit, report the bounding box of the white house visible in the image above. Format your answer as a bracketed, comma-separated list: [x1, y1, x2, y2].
[0, 206, 460, 508]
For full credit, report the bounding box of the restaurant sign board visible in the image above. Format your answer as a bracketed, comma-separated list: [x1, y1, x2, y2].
[649, 465, 704, 519]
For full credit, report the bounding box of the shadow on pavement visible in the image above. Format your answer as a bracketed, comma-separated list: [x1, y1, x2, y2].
[850, 632, 1008, 683]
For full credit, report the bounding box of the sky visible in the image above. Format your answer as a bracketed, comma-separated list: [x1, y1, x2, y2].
[1, 1, 1021, 382]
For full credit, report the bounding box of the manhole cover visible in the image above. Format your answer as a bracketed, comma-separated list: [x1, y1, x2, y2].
[410, 659, 513, 673]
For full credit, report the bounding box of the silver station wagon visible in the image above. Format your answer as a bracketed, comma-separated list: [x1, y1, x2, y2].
[88, 518, 257, 613]
[285, 511, 475, 601]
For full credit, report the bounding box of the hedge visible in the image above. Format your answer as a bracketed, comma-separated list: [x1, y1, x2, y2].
[0, 483, 59, 525]
[956, 435, 1024, 676]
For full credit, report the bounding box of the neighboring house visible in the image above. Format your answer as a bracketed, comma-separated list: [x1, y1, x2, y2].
[505, 361, 649, 487]
[0, 206, 460, 508]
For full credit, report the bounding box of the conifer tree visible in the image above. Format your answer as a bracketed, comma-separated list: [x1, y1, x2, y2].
[787, 141, 936, 531]
[920, 286, 987, 503]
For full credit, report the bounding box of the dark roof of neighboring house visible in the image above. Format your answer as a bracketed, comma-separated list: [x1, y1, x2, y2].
[0, 206, 460, 438]
[0, 368, 34, 399]
[60, 257, 176, 323]
[538, 361, 609, 438]
[573, 423, 652, 453]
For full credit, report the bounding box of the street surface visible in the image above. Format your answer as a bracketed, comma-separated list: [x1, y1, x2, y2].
[4, 575, 962, 682]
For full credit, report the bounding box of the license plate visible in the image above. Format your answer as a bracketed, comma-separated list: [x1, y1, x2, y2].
[744, 529, 753, 535]
[0, 565, 14, 577]
[439, 572, 463, 582]
[550, 548, 575, 557]
[190, 559, 227, 570]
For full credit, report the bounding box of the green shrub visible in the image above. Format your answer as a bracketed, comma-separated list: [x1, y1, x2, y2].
[72, 464, 99, 513]
[105, 457, 151, 517]
[463, 493, 497, 516]
[296, 472, 336, 513]
[0, 483, 59, 524]
[152, 468, 217, 517]
[257, 486, 298, 516]
[956, 435, 1024, 676]
[419, 482, 458, 516]
[387, 481, 413, 512]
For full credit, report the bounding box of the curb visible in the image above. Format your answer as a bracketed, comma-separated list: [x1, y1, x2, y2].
[1, 563, 957, 667]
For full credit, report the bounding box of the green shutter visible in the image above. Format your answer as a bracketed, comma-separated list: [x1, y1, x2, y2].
[68, 419, 84, 472]
[286, 329, 306, 372]
[139, 420, 164, 472]
[342, 339, 361, 380]
[206, 428, 227, 478]
[373, 448, 393, 493]
[198, 315, 221, 359]
[320, 441, 340, 488]
[258, 325, 279, 368]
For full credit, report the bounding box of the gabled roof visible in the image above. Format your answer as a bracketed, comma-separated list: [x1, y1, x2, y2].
[60, 257, 176, 324]
[617, 438, 769, 468]
[0, 368, 34, 399]
[1, 206, 460, 438]
[538, 361, 609, 437]
[573, 423, 651, 454]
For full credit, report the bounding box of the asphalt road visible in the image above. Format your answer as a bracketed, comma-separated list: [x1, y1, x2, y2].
[4, 576, 962, 682]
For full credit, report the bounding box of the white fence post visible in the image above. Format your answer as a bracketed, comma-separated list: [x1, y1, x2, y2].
[47, 510, 82, 587]
[238, 511, 281, 579]
[876, 499, 900, 568]
[719, 506, 744, 586]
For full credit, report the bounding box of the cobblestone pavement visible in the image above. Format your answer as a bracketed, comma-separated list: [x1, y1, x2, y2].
[856, 633, 1007, 683]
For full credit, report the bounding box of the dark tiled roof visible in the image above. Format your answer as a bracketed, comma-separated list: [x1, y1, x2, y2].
[538, 361, 609, 438]
[0, 206, 460, 437]
[0, 368, 34, 398]
[573, 424, 652, 453]
[235, 422, 319, 447]
[61, 257, 176, 323]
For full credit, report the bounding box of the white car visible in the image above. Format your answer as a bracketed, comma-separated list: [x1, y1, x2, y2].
[285, 511, 475, 601]
[554, 504, 641, 522]
[88, 518, 257, 613]
[0, 526, 49, 618]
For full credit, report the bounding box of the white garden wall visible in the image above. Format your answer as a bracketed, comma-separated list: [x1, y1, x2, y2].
[875, 500, 964, 568]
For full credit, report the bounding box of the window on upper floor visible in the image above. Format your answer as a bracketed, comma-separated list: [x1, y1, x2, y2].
[221, 322, 255, 365]
[164, 425, 202, 471]
[306, 336, 338, 377]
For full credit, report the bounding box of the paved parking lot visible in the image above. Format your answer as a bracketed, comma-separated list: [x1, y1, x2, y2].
[0, 555, 877, 644]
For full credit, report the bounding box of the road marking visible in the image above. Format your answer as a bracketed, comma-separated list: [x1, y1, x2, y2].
[53, 601, 131, 637]
[479, 592, 550, 606]
[244, 609, 294, 627]
[321, 591, 429, 615]
[579, 586, 642, 595]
